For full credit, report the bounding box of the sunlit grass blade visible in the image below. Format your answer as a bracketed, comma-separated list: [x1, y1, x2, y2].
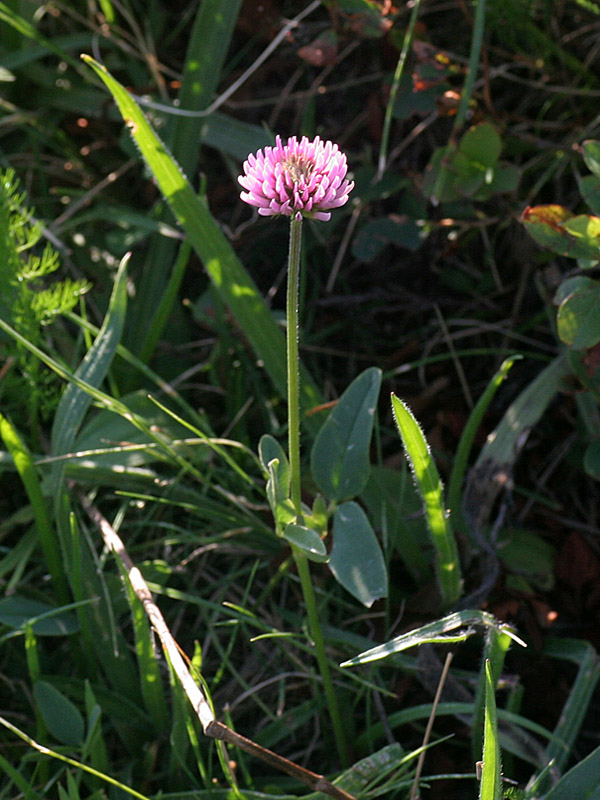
[391, 393, 462, 608]
[479, 660, 502, 800]
[447, 355, 521, 538]
[0, 412, 68, 603]
[0, 715, 152, 800]
[472, 625, 513, 770]
[341, 610, 518, 667]
[81, 55, 322, 432]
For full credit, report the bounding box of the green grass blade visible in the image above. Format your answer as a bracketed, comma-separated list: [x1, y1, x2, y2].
[544, 744, 600, 800]
[543, 638, 600, 773]
[391, 393, 462, 607]
[121, 564, 169, 734]
[454, 0, 487, 131]
[128, 0, 243, 357]
[0, 715, 152, 800]
[472, 625, 513, 768]
[479, 660, 502, 800]
[50, 253, 129, 495]
[0, 412, 68, 603]
[447, 356, 521, 538]
[341, 610, 513, 667]
[169, 0, 243, 176]
[81, 55, 322, 431]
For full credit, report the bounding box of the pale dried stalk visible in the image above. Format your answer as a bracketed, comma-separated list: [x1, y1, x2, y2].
[79, 490, 357, 800]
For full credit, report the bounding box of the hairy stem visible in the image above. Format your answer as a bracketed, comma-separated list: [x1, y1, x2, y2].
[286, 216, 349, 767]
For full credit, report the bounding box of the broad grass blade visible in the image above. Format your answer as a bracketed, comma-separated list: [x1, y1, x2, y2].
[544, 743, 600, 800]
[391, 393, 462, 608]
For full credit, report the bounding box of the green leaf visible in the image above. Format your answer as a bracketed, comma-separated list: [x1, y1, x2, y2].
[362, 464, 430, 583]
[283, 524, 328, 563]
[341, 609, 515, 667]
[33, 681, 85, 746]
[259, 435, 294, 533]
[460, 122, 502, 169]
[579, 174, 600, 215]
[0, 412, 68, 602]
[352, 216, 426, 261]
[583, 139, 600, 179]
[522, 205, 600, 260]
[391, 394, 462, 608]
[497, 529, 555, 591]
[479, 661, 502, 800]
[0, 597, 79, 636]
[80, 55, 322, 433]
[259, 435, 289, 491]
[50, 253, 129, 494]
[557, 280, 600, 348]
[447, 355, 520, 537]
[542, 638, 600, 778]
[544, 743, 600, 800]
[329, 501, 387, 607]
[311, 367, 382, 502]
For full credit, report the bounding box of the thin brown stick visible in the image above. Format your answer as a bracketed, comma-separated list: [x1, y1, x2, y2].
[78, 490, 357, 800]
[409, 651, 454, 800]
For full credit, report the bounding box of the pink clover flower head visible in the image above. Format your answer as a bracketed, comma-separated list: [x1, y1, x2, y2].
[238, 135, 354, 222]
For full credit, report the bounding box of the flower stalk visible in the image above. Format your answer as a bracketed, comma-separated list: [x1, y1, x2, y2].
[239, 133, 354, 768]
[285, 216, 349, 767]
[286, 217, 303, 517]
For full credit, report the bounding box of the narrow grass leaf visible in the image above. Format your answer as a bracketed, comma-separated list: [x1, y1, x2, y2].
[0, 715, 152, 800]
[120, 564, 169, 734]
[80, 56, 322, 430]
[472, 625, 513, 767]
[391, 393, 462, 607]
[131, 1, 243, 357]
[543, 637, 600, 774]
[341, 610, 510, 667]
[311, 367, 382, 502]
[50, 253, 129, 495]
[447, 356, 520, 537]
[0, 412, 68, 603]
[479, 660, 502, 800]
[465, 352, 572, 543]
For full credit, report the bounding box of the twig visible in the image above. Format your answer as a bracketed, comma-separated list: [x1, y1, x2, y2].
[78, 489, 357, 800]
[409, 651, 454, 800]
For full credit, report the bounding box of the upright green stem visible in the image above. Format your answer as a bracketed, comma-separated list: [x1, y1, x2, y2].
[285, 216, 349, 768]
[295, 550, 350, 767]
[286, 217, 303, 517]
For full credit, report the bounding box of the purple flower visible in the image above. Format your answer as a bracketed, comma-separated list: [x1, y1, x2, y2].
[238, 135, 354, 222]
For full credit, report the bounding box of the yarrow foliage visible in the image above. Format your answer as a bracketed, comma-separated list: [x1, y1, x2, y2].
[238, 135, 354, 222]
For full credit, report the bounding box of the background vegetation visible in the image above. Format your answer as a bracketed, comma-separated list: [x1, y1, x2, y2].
[1, 1, 600, 798]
